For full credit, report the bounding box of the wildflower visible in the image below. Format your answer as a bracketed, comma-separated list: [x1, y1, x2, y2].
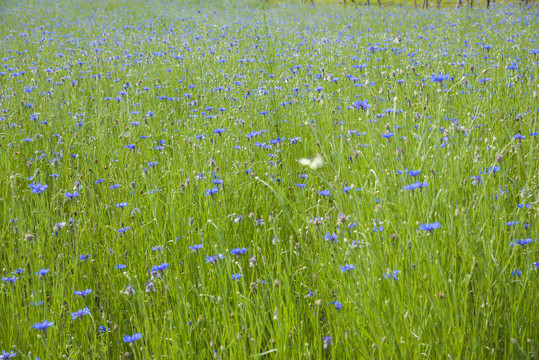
[115, 264, 127, 270]
[151, 263, 169, 273]
[151, 245, 163, 252]
[35, 269, 50, 277]
[0, 350, 17, 359]
[98, 326, 109, 333]
[323, 336, 333, 349]
[431, 74, 450, 83]
[324, 233, 338, 242]
[231, 273, 242, 280]
[116, 202, 128, 209]
[33, 320, 54, 332]
[340, 264, 355, 273]
[318, 189, 330, 197]
[419, 222, 441, 232]
[78, 254, 90, 261]
[122, 285, 136, 295]
[230, 247, 247, 256]
[123, 333, 142, 343]
[117, 227, 130, 234]
[188, 244, 204, 252]
[329, 301, 343, 310]
[71, 307, 91, 320]
[511, 269, 522, 277]
[383, 270, 400, 280]
[205, 255, 217, 264]
[145, 281, 156, 292]
[353, 100, 370, 111]
[1, 276, 18, 284]
[29, 183, 48, 194]
[74, 289, 92, 298]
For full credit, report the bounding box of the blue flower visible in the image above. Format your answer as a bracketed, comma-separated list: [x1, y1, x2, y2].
[431, 74, 450, 83]
[0, 350, 17, 359]
[383, 270, 400, 280]
[78, 254, 90, 261]
[33, 320, 54, 331]
[511, 269, 522, 277]
[115, 264, 127, 270]
[188, 244, 204, 252]
[205, 255, 217, 264]
[29, 183, 48, 194]
[419, 222, 441, 232]
[74, 289, 92, 298]
[35, 269, 50, 276]
[329, 301, 343, 310]
[318, 189, 330, 197]
[324, 233, 338, 242]
[123, 333, 142, 343]
[230, 247, 247, 256]
[340, 264, 355, 273]
[1, 276, 18, 284]
[352, 100, 370, 111]
[71, 307, 91, 320]
[151, 263, 169, 272]
[231, 273, 242, 280]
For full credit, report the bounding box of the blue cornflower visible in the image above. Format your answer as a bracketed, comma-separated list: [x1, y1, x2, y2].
[323, 336, 333, 348]
[78, 254, 90, 261]
[151, 245, 163, 252]
[205, 255, 217, 264]
[0, 350, 17, 359]
[29, 183, 48, 194]
[381, 132, 394, 140]
[1, 276, 18, 284]
[98, 326, 109, 333]
[35, 269, 50, 276]
[231, 273, 242, 280]
[324, 233, 338, 242]
[71, 307, 90, 320]
[74, 289, 92, 298]
[151, 263, 169, 272]
[340, 264, 355, 273]
[383, 270, 400, 280]
[125, 144, 136, 150]
[115, 264, 127, 270]
[318, 189, 330, 197]
[148, 161, 158, 167]
[431, 74, 450, 83]
[352, 100, 370, 111]
[230, 247, 247, 256]
[408, 170, 421, 177]
[123, 333, 142, 343]
[511, 269, 522, 277]
[329, 301, 343, 310]
[419, 222, 441, 232]
[188, 244, 203, 252]
[117, 227, 130, 234]
[33, 320, 54, 332]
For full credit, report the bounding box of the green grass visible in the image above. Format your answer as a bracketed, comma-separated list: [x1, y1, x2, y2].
[0, 0, 538, 359]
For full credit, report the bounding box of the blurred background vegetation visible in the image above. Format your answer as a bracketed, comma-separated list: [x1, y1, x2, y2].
[260, 0, 535, 9]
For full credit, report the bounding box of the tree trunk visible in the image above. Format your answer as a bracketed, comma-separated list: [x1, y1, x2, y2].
[377, 0, 381, 7]
[437, 0, 441, 8]
[456, 0, 462, 8]
[469, 0, 473, 9]
[366, 0, 370, 6]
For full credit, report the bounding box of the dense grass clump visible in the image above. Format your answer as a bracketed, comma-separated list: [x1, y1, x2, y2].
[0, 0, 538, 358]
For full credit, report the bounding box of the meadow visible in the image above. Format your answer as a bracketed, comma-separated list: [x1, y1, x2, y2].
[0, 0, 538, 358]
